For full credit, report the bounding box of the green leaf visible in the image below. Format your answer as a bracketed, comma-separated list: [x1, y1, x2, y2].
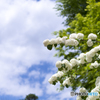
[47, 45, 53, 50]
[54, 44, 57, 47]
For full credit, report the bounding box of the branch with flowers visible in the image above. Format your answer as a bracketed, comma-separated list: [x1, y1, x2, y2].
[43, 33, 100, 100]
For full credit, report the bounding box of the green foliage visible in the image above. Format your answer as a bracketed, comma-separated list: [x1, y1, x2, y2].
[25, 94, 38, 100]
[55, 0, 87, 25]
[55, 0, 99, 26]
[53, 0, 100, 97]
[47, 44, 53, 50]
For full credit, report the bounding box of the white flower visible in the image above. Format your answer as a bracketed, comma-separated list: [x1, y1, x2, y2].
[88, 33, 97, 40]
[76, 96, 82, 100]
[48, 78, 53, 84]
[91, 87, 99, 93]
[56, 71, 64, 78]
[51, 74, 57, 81]
[87, 39, 93, 47]
[89, 49, 96, 57]
[49, 38, 57, 44]
[43, 39, 50, 46]
[70, 58, 79, 67]
[95, 76, 100, 86]
[56, 61, 62, 68]
[62, 36, 67, 42]
[63, 80, 67, 86]
[77, 53, 86, 62]
[63, 77, 71, 86]
[77, 33, 84, 39]
[86, 52, 92, 62]
[56, 37, 63, 44]
[65, 39, 79, 46]
[94, 46, 99, 52]
[98, 55, 100, 59]
[62, 59, 69, 64]
[86, 57, 92, 62]
[78, 53, 86, 59]
[90, 61, 99, 69]
[79, 87, 87, 93]
[74, 39, 79, 46]
[69, 33, 77, 39]
[79, 59, 86, 64]
[67, 63, 72, 70]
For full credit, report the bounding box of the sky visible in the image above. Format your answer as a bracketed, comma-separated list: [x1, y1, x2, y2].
[0, 0, 77, 100]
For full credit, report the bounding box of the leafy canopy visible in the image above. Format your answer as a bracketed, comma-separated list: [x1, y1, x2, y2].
[51, 0, 100, 96]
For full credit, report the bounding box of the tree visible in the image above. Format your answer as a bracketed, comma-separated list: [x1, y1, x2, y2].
[43, 0, 100, 99]
[25, 94, 38, 100]
[55, 0, 99, 26]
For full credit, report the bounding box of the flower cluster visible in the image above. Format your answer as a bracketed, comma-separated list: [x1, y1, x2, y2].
[79, 87, 87, 93]
[95, 76, 100, 86]
[43, 33, 98, 49]
[76, 87, 87, 100]
[77, 45, 100, 63]
[76, 96, 82, 100]
[43, 36, 67, 47]
[65, 39, 79, 46]
[48, 71, 64, 84]
[88, 33, 97, 40]
[56, 59, 79, 71]
[77, 82, 100, 100]
[86, 33, 97, 47]
[86, 86, 100, 100]
[43, 32, 100, 98]
[69, 33, 84, 39]
[43, 33, 85, 48]
[90, 61, 100, 69]
[62, 77, 71, 86]
[87, 39, 93, 47]
[55, 45, 100, 73]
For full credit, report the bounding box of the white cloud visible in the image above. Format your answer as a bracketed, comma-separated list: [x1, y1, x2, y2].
[29, 70, 40, 78]
[0, 0, 66, 97]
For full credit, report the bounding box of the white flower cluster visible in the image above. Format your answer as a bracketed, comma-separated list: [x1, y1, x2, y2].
[98, 55, 100, 59]
[56, 59, 80, 71]
[95, 76, 100, 86]
[77, 53, 86, 64]
[65, 39, 79, 46]
[86, 76, 100, 100]
[69, 33, 84, 39]
[90, 61, 100, 69]
[88, 33, 97, 40]
[76, 87, 87, 100]
[56, 59, 72, 71]
[62, 77, 71, 86]
[77, 45, 100, 63]
[43, 36, 67, 47]
[43, 33, 97, 48]
[48, 71, 64, 84]
[87, 33, 97, 47]
[55, 45, 100, 72]
[70, 58, 79, 67]
[79, 87, 87, 93]
[43, 33, 85, 47]
[44, 32, 100, 95]
[86, 86, 100, 100]
[87, 39, 93, 47]
[76, 96, 82, 100]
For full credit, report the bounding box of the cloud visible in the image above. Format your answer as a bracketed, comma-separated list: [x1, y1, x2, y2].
[0, 0, 66, 98]
[29, 70, 40, 78]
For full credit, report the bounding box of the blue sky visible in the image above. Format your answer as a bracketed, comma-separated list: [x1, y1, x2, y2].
[0, 0, 76, 100]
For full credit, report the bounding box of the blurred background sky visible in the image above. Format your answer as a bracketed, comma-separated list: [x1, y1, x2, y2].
[0, 0, 77, 100]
